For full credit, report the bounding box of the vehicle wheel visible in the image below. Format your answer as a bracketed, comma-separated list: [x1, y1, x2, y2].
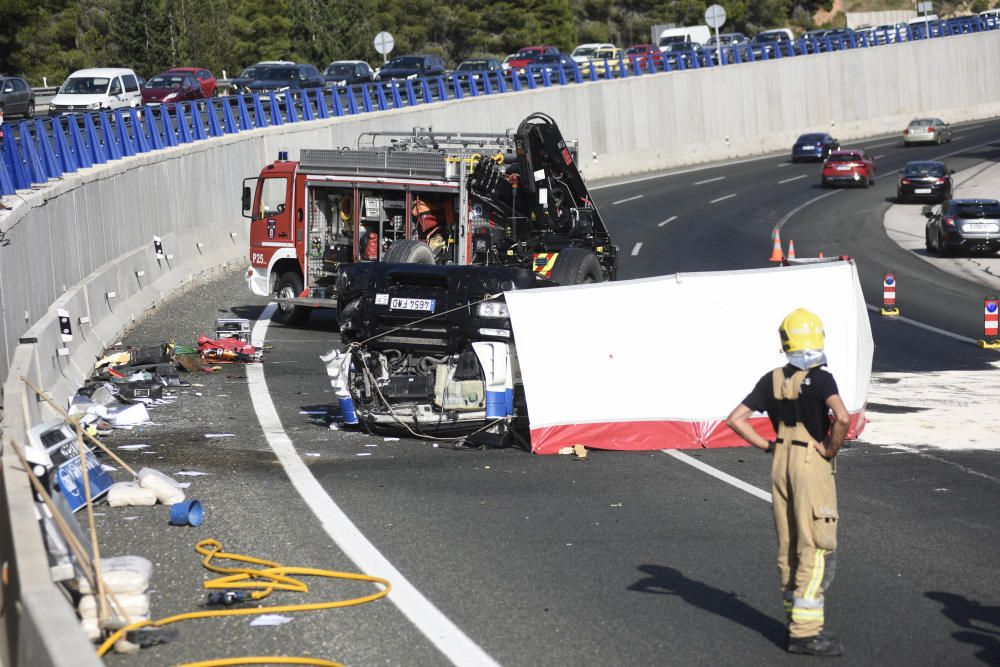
[925, 228, 935, 252]
[549, 248, 602, 285]
[24, 102, 34, 119]
[337, 298, 360, 330]
[938, 232, 951, 257]
[272, 272, 310, 325]
[382, 239, 436, 264]
[820, 178, 828, 189]
[898, 191, 906, 204]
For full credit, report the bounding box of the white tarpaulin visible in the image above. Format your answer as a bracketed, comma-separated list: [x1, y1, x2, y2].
[504, 261, 874, 454]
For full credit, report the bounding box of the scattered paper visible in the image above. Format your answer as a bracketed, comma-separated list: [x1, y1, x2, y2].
[101, 464, 118, 472]
[356, 452, 372, 457]
[364, 444, 378, 447]
[328, 423, 340, 431]
[557, 446, 574, 455]
[384, 437, 400, 442]
[305, 452, 321, 457]
[177, 482, 191, 489]
[204, 434, 235, 438]
[194, 392, 203, 397]
[574, 444, 588, 459]
[217, 394, 228, 398]
[299, 410, 327, 415]
[250, 615, 293, 627]
[175, 471, 211, 477]
[141, 451, 158, 455]
[610, 503, 622, 507]
[117, 444, 149, 451]
[122, 516, 140, 521]
[433, 443, 439, 448]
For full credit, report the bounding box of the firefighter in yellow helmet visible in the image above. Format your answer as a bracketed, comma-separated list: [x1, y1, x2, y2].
[726, 308, 850, 657]
[412, 196, 447, 257]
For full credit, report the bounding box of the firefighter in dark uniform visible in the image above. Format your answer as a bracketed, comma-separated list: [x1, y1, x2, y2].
[726, 308, 850, 657]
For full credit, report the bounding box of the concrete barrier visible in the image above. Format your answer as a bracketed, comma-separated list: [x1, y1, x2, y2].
[1, 30, 999, 666]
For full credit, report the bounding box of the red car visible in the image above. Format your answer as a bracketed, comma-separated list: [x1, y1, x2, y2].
[506, 46, 560, 72]
[167, 67, 217, 98]
[141, 71, 206, 105]
[625, 44, 663, 70]
[821, 149, 876, 188]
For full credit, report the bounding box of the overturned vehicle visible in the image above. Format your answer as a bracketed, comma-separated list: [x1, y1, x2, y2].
[326, 113, 617, 446]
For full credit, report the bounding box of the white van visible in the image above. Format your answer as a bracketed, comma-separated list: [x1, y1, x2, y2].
[49, 68, 142, 115]
[571, 43, 615, 64]
[657, 25, 711, 50]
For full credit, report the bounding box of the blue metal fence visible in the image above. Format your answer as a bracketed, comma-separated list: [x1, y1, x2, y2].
[0, 14, 996, 196]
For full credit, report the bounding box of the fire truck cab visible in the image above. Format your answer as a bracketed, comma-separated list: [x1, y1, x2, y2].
[243, 113, 617, 325]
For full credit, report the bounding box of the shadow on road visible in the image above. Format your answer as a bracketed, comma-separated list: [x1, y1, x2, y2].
[925, 591, 1000, 665]
[628, 564, 787, 648]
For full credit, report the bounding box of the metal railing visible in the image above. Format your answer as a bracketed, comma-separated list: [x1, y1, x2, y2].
[2, 14, 997, 197]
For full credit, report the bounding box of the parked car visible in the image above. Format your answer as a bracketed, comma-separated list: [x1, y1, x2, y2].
[453, 58, 503, 84]
[49, 67, 142, 114]
[924, 198, 1000, 255]
[897, 160, 953, 203]
[323, 60, 375, 88]
[903, 117, 952, 146]
[376, 55, 447, 83]
[167, 67, 216, 97]
[791, 132, 840, 162]
[229, 61, 295, 95]
[506, 46, 560, 72]
[624, 44, 663, 70]
[705, 33, 749, 47]
[823, 28, 857, 50]
[0, 75, 35, 119]
[821, 149, 876, 188]
[751, 30, 797, 58]
[570, 43, 614, 64]
[246, 63, 324, 95]
[141, 71, 206, 105]
[529, 53, 577, 82]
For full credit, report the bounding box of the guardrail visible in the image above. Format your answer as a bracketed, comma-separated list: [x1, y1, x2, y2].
[5, 13, 997, 198]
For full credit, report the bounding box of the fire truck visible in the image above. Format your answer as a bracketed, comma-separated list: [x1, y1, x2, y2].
[242, 113, 618, 324]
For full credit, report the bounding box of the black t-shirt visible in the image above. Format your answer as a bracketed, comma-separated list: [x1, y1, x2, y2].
[742, 365, 840, 442]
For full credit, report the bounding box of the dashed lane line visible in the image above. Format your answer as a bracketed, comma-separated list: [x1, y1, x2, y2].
[658, 215, 678, 227]
[779, 174, 807, 184]
[248, 304, 500, 667]
[695, 176, 725, 185]
[612, 194, 644, 205]
[710, 193, 737, 204]
[663, 450, 772, 503]
[874, 155, 884, 160]
[631, 242, 643, 256]
[864, 304, 974, 344]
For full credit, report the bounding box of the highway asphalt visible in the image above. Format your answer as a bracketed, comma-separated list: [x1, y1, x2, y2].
[94, 119, 1000, 666]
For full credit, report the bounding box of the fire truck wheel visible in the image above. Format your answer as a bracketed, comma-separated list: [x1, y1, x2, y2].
[273, 272, 310, 325]
[549, 248, 602, 285]
[382, 239, 435, 265]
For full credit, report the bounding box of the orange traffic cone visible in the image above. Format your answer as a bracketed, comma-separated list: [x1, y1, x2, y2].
[769, 231, 784, 262]
[787, 240, 796, 260]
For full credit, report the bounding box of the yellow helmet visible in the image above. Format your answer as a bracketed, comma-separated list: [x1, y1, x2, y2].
[779, 308, 825, 352]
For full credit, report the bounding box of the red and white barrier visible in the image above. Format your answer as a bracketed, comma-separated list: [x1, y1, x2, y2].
[979, 295, 1000, 349]
[881, 272, 899, 316]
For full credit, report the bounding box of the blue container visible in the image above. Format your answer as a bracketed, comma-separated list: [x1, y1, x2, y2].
[169, 500, 203, 527]
[339, 395, 359, 425]
[486, 390, 506, 419]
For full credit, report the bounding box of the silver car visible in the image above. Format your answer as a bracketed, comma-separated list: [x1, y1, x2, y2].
[904, 117, 952, 146]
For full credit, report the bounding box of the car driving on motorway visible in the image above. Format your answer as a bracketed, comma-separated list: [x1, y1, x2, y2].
[924, 198, 1000, 255]
[897, 160, 953, 203]
[48, 67, 142, 115]
[0, 75, 35, 119]
[903, 117, 952, 145]
[167, 67, 217, 97]
[141, 71, 206, 106]
[323, 60, 375, 88]
[821, 149, 876, 188]
[791, 132, 840, 162]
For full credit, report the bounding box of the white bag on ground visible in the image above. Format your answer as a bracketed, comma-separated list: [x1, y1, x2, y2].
[80, 612, 151, 642]
[78, 593, 149, 618]
[77, 555, 152, 595]
[107, 482, 157, 507]
[137, 467, 185, 505]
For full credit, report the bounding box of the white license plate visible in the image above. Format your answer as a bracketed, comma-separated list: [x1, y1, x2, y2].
[801, 145, 814, 150]
[390, 297, 436, 312]
[836, 165, 852, 171]
[914, 188, 932, 194]
[964, 223, 998, 233]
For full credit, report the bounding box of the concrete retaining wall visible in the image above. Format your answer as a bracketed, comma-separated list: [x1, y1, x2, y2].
[0, 30, 998, 666]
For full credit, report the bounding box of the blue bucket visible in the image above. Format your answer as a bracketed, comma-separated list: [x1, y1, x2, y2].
[338, 395, 359, 425]
[169, 500, 203, 527]
[485, 390, 506, 418]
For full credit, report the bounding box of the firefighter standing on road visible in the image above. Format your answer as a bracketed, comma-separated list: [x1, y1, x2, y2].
[726, 308, 850, 658]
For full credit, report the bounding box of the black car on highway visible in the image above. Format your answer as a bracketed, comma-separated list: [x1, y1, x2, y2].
[0, 75, 35, 119]
[925, 198, 1000, 255]
[323, 60, 375, 88]
[376, 55, 447, 85]
[791, 132, 839, 162]
[245, 63, 324, 95]
[897, 161, 953, 203]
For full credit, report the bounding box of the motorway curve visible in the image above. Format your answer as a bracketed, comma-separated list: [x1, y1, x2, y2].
[99, 120, 1000, 666]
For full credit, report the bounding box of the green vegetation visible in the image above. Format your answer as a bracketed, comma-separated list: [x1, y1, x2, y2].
[0, 1, 985, 85]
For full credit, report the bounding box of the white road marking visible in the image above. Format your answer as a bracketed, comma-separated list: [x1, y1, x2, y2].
[863, 140, 897, 149]
[249, 305, 499, 667]
[695, 176, 725, 185]
[612, 194, 644, 205]
[658, 215, 678, 227]
[952, 135, 965, 141]
[778, 174, 807, 184]
[663, 450, 772, 502]
[631, 242, 643, 256]
[864, 304, 974, 343]
[777, 162, 792, 167]
[710, 193, 737, 204]
[963, 124, 982, 130]
[873, 154, 884, 160]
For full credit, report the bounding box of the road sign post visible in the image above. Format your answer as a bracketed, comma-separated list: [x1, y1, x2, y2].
[705, 5, 727, 65]
[374, 31, 395, 65]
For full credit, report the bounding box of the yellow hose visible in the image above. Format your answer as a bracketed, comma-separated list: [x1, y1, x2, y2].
[95, 539, 391, 664]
